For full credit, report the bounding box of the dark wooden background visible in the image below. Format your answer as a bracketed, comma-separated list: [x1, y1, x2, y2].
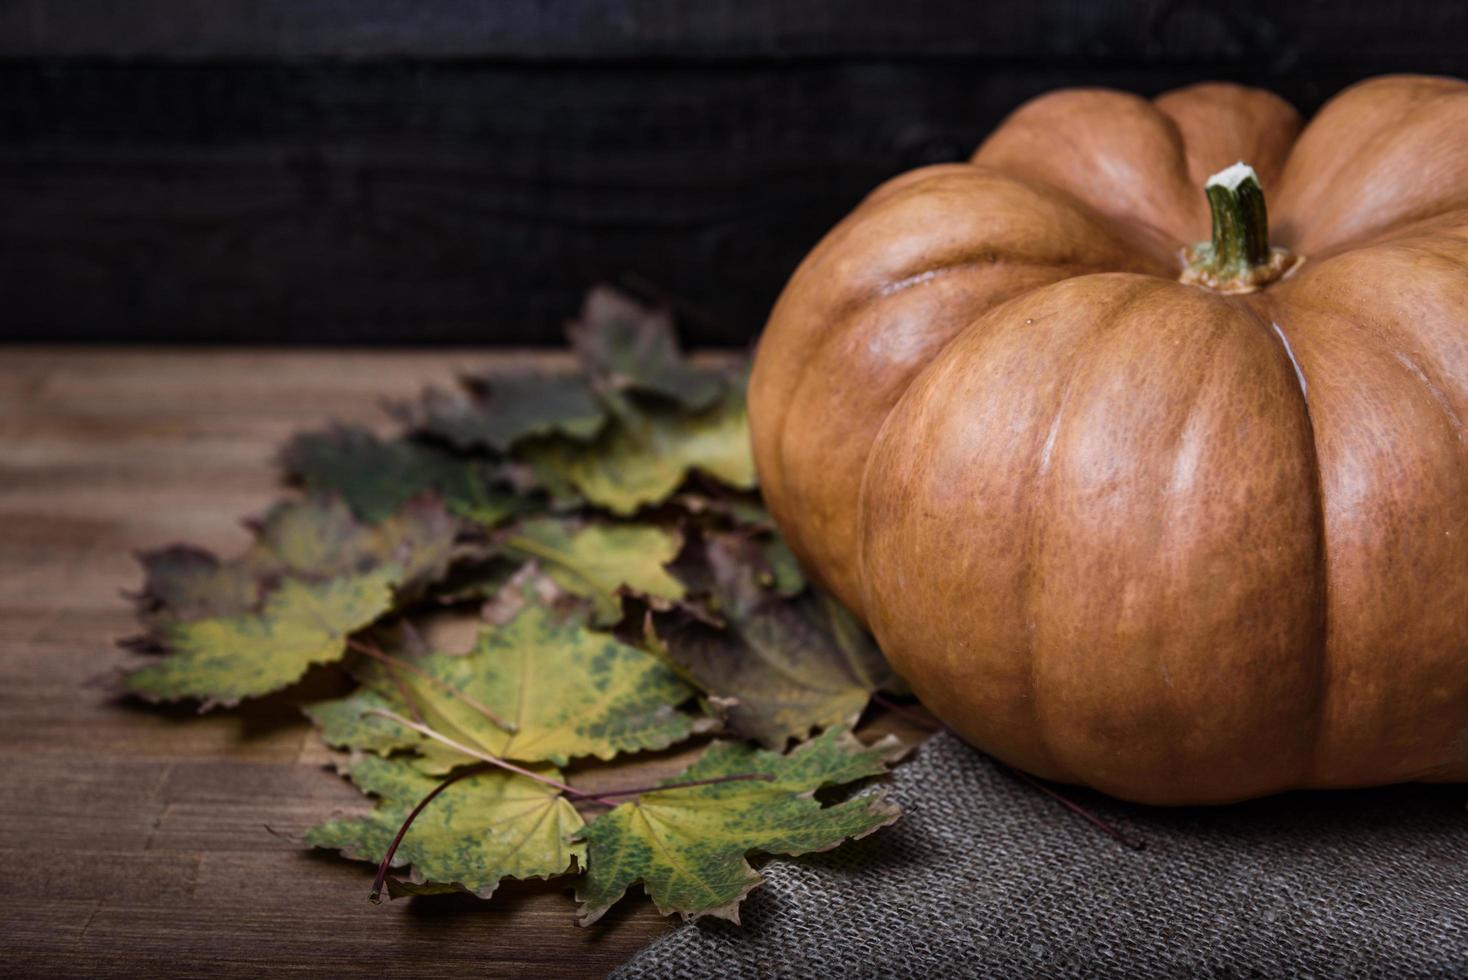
[3, 1, 1466, 346]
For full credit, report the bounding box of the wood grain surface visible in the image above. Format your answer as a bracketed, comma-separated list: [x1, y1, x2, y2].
[7, 1, 1463, 60]
[4, 2, 1465, 346]
[0, 348, 932, 977]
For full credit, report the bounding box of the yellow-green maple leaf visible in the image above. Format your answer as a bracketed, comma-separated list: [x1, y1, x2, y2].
[126, 566, 398, 708]
[126, 494, 468, 708]
[133, 495, 457, 633]
[305, 687, 407, 755]
[501, 517, 685, 624]
[250, 495, 456, 589]
[574, 727, 904, 925]
[281, 426, 502, 524]
[567, 286, 725, 410]
[651, 532, 902, 746]
[328, 602, 708, 767]
[520, 382, 755, 516]
[307, 754, 584, 899]
[415, 374, 607, 452]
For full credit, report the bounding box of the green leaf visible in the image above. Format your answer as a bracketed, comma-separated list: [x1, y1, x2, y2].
[415, 374, 605, 452]
[305, 687, 409, 755]
[281, 427, 500, 524]
[655, 534, 899, 746]
[126, 566, 399, 708]
[756, 534, 805, 598]
[569, 286, 724, 410]
[125, 497, 459, 706]
[505, 451, 586, 512]
[307, 755, 585, 900]
[251, 495, 457, 591]
[519, 382, 755, 516]
[129, 495, 457, 657]
[346, 603, 707, 767]
[501, 517, 685, 625]
[574, 727, 903, 925]
[448, 486, 531, 530]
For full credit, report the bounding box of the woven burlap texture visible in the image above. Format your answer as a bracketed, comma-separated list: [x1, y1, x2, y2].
[614, 732, 1468, 979]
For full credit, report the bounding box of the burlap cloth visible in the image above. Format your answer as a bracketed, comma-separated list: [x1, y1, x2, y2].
[613, 732, 1468, 978]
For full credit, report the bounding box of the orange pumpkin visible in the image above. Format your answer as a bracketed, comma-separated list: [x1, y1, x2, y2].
[748, 76, 1468, 804]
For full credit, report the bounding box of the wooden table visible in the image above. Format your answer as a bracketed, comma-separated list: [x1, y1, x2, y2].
[1, 348, 930, 977]
[2, 349, 680, 976]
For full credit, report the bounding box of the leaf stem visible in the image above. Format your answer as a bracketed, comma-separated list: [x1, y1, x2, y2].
[348, 637, 517, 733]
[362, 715, 779, 900]
[369, 762, 490, 904]
[366, 708, 776, 808]
[364, 707, 617, 805]
[381, 659, 427, 726]
[587, 772, 775, 800]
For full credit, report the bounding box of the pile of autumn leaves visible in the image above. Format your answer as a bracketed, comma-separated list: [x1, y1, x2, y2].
[122, 288, 911, 926]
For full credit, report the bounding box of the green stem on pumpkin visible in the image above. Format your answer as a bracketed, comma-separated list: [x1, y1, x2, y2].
[1179, 162, 1300, 294]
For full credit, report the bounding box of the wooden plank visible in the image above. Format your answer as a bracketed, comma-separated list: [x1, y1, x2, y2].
[2, 4, 1466, 347]
[0, 348, 676, 976]
[0, 347, 934, 976]
[0, 0, 1464, 61]
[12, 58, 1463, 345]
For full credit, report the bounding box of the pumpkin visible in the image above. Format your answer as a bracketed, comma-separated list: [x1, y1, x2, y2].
[748, 76, 1468, 805]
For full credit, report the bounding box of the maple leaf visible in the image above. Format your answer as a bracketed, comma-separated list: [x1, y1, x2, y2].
[569, 286, 724, 410]
[305, 687, 408, 755]
[307, 754, 584, 900]
[574, 726, 904, 925]
[692, 528, 805, 599]
[518, 380, 755, 516]
[281, 426, 515, 525]
[446, 487, 530, 531]
[665, 495, 804, 597]
[131, 546, 264, 630]
[663, 493, 803, 590]
[473, 561, 577, 626]
[758, 534, 806, 597]
[430, 554, 526, 607]
[127, 284, 930, 929]
[652, 533, 901, 746]
[130, 495, 458, 641]
[413, 373, 606, 452]
[249, 495, 458, 591]
[124, 495, 461, 700]
[504, 449, 586, 512]
[318, 602, 709, 767]
[126, 566, 399, 708]
[671, 490, 777, 529]
[500, 517, 685, 625]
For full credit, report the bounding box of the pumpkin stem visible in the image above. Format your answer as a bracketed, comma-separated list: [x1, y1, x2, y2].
[1180, 162, 1300, 294]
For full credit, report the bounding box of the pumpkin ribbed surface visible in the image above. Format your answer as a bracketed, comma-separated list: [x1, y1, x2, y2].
[749, 77, 1468, 803]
